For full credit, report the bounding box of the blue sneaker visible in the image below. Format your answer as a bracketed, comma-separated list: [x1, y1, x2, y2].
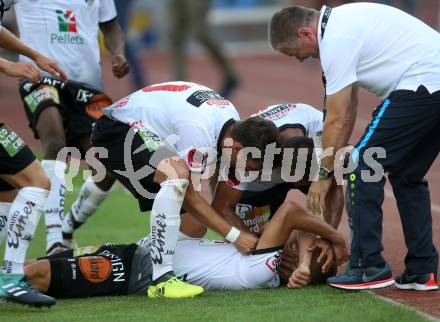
[327, 262, 394, 290]
[0, 273, 56, 308]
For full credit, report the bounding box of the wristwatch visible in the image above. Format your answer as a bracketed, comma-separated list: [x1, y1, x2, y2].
[318, 165, 334, 180]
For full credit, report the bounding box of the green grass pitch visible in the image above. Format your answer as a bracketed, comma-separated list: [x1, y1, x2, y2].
[0, 174, 431, 322]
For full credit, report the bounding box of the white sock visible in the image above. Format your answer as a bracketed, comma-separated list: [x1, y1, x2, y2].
[41, 160, 67, 251]
[3, 187, 48, 274]
[150, 179, 188, 281]
[0, 202, 12, 246]
[62, 176, 111, 235]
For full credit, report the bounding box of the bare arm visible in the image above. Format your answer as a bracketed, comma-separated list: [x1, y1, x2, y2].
[0, 26, 67, 81]
[211, 181, 250, 233]
[323, 178, 343, 228]
[257, 201, 348, 265]
[99, 19, 129, 78]
[183, 176, 258, 254]
[307, 85, 358, 216]
[0, 26, 40, 60]
[286, 231, 314, 288]
[320, 85, 358, 172]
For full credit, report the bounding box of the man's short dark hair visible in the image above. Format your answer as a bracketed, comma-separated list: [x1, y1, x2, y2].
[231, 116, 279, 157]
[281, 136, 318, 182]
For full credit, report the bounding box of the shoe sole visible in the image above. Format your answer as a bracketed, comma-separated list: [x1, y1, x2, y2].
[147, 287, 204, 299]
[147, 291, 204, 299]
[395, 282, 439, 291]
[4, 297, 56, 308]
[329, 278, 395, 290]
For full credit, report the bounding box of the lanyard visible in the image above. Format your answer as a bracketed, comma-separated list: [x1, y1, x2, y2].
[0, 0, 13, 22]
[0, 0, 5, 21]
[321, 7, 332, 120]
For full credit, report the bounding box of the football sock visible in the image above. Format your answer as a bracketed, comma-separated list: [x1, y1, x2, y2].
[62, 176, 111, 235]
[150, 179, 188, 281]
[3, 187, 48, 274]
[0, 202, 12, 246]
[41, 160, 66, 251]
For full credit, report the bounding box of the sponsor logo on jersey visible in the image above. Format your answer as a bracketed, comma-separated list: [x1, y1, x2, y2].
[79, 256, 112, 283]
[51, 10, 85, 45]
[187, 148, 208, 172]
[257, 103, 296, 121]
[235, 204, 270, 234]
[137, 129, 164, 152]
[265, 252, 282, 273]
[24, 85, 60, 113]
[7, 201, 35, 249]
[98, 249, 126, 282]
[22, 77, 66, 93]
[151, 212, 167, 265]
[186, 90, 229, 108]
[0, 125, 25, 157]
[56, 9, 77, 32]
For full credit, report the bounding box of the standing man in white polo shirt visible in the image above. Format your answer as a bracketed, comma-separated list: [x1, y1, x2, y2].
[268, 3, 440, 290]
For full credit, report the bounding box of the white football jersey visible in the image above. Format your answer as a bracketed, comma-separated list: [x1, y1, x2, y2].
[223, 103, 323, 191]
[173, 239, 281, 290]
[15, 0, 116, 90]
[103, 82, 240, 173]
[252, 103, 323, 136]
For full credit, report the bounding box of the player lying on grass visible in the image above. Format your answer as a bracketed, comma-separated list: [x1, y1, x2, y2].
[22, 202, 348, 298]
[63, 81, 278, 299]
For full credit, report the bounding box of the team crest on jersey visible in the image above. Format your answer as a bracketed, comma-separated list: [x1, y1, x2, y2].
[187, 148, 208, 172]
[258, 103, 296, 121]
[265, 251, 282, 273]
[186, 90, 229, 107]
[56, 9, 77, 32]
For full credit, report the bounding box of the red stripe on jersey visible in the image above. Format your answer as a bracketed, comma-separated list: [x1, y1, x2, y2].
[142, 84, 191, 93]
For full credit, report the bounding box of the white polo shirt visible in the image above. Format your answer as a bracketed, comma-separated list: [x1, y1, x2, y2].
[15, 0, 117, 91]
[318, 3, 440, 98]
